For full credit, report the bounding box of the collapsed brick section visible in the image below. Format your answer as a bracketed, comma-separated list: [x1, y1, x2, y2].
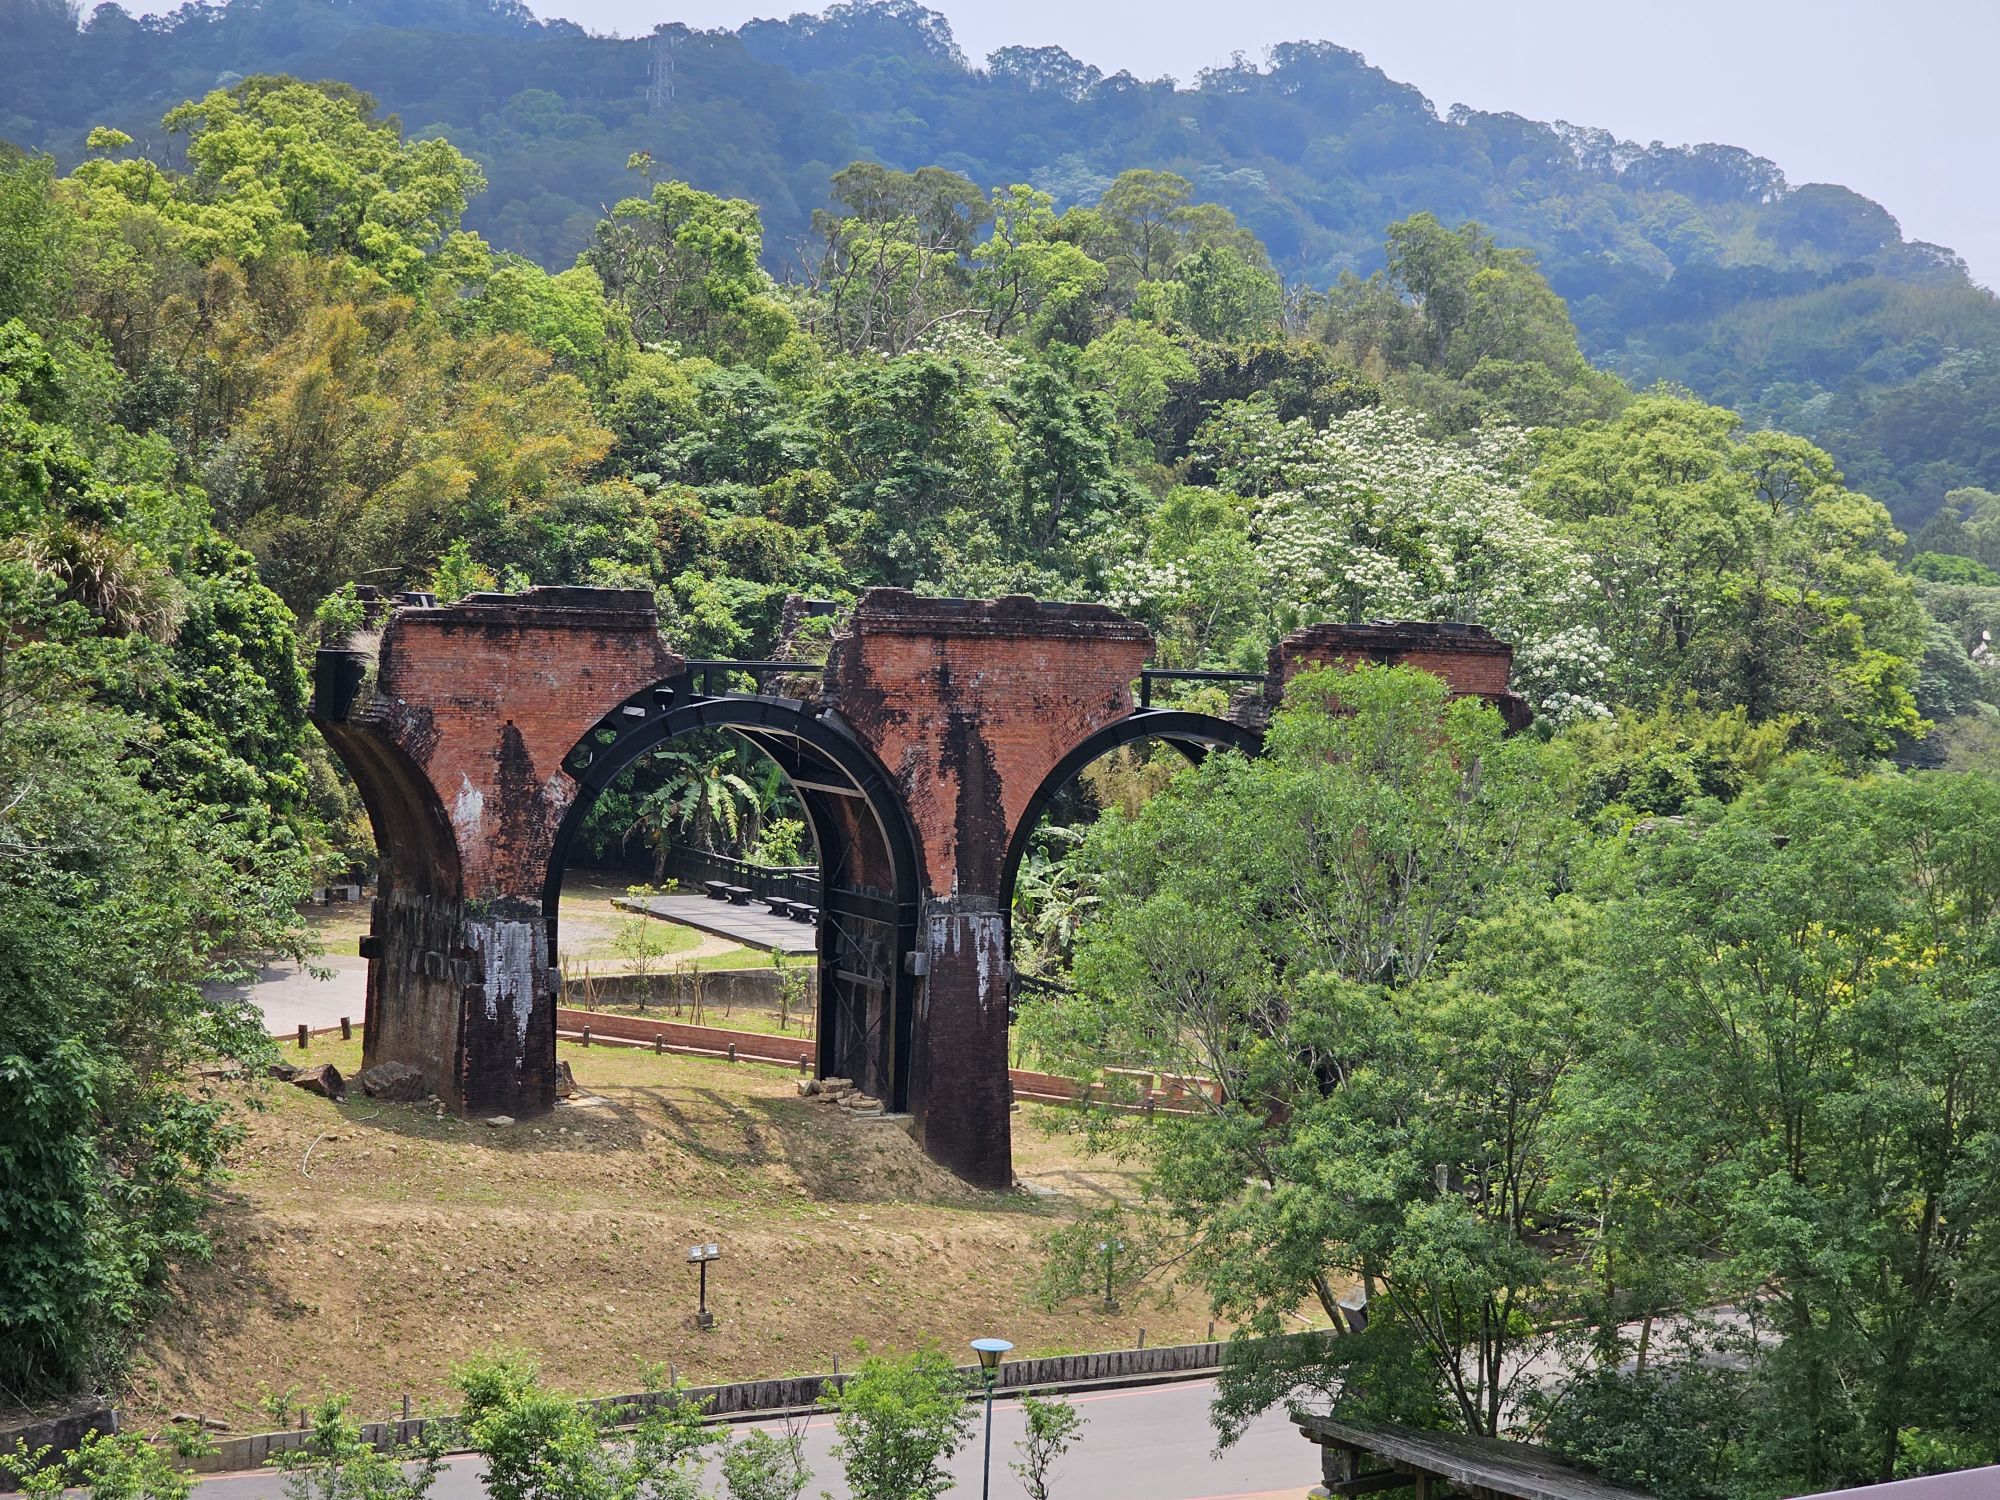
[823, 590, 1152, 1188]
[1272, 620, 1533, 730]
[313, 587, 680, 1117]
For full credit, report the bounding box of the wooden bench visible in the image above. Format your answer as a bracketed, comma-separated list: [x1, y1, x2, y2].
[702, 880, 731, 902]
[721, 884, 754, 906]
[790, 904, 817, 924]
[765, 895, 795, 918]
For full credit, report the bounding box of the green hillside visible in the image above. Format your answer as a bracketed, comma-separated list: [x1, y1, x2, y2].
[5, 0, 1998, 519]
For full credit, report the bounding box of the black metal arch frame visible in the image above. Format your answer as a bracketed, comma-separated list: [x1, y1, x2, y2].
[542, 682, 923, 1109]
[996, 708, 1264, 912]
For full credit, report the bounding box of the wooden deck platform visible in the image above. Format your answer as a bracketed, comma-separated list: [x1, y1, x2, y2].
[613, 893, 817, 956]
[1295, 1415, 1655, 1500]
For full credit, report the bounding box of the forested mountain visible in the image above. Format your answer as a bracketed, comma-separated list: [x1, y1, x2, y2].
[4, 0, 1998, 522]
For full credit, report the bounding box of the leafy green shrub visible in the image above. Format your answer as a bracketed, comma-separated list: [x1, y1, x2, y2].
[312, 583, 367, 647]
[719, 1426, 811, 1500]
[272, 1396, 447, 1500]
[750, 818, 805, 867]
[455, 1353, 715, 1500]
[1009, 1396, 1084, 1500]
[4, 1428, 208, 1500]
[822, 1346, 974, 1500]
[1533, 1364, 1751, 1500]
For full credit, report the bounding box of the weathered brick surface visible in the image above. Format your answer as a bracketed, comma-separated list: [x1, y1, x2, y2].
[373, 588, 680, 899]
[824, 591, 1152, 1188]
[315, 587, 681, 1117]
[825, 590, 1153, 896]
[1272, 621, 1532, 730]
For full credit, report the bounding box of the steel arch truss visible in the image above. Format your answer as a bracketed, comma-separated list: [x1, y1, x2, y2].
[545, 683, 922, 1111]
[997, 708, 1264, 912]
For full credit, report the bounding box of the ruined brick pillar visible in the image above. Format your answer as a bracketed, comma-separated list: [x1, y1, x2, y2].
[312, 588, 679, 1116]
[1271, 621, 1532, 730]
[823, 592, 1152, 1188]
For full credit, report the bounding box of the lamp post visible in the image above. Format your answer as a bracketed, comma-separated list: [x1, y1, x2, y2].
[1098, 1238, 1121, 1313]
[969, 1337, 1012, 1500]
[687, 1243, 720, 1329]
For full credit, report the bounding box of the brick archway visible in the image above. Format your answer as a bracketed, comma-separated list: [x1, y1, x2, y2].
[541, 690, 923, 1113]
[995, 707, 1265, 920]
[313, 587, 1528, 1189]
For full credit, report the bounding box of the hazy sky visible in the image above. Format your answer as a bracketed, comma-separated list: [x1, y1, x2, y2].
[520, 0, 2000, 289]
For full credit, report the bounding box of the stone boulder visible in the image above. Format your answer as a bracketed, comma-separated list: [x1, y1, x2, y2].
[289, 1063, 346, 1102]
[554, 1059, 579, 1099]
[357, 1061, 426, 1101]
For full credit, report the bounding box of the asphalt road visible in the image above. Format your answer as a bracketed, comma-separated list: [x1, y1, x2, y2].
[205, 956, 368, 1036]
[189, 1378, 1311, 1500]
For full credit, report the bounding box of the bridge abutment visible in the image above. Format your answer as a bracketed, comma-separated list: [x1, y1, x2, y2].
[313, 587, 679, 1117]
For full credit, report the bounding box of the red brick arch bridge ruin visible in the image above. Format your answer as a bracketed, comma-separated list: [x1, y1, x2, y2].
[311, 587, 1527, 1190]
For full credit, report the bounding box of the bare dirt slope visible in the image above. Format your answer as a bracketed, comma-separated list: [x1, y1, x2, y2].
[126, 1038, 1212, 1429]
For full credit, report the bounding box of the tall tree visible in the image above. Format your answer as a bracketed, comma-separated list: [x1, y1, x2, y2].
[1030, 667, 1577, 1434]
[1573, 770, 2000, 1485]
[1528, 395, 1926, 758]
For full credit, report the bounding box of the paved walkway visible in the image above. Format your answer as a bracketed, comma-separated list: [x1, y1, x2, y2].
[209, 930, 780, 1040]
[206, 956, 368, 1036]
[616, 894, 817, 955]
[187, 1378, 1307, 1500]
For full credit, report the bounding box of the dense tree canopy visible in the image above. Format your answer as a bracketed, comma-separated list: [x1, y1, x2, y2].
[5, 0, 1997, 521]
[1029, 671, 2000, 1492]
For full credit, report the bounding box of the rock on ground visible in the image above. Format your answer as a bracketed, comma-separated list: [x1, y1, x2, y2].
[289, 1063, 345, 1102]
[358, 1061, 426, 1101]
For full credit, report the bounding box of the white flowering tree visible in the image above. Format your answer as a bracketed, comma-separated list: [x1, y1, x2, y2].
[1111, 402, 1612, 720]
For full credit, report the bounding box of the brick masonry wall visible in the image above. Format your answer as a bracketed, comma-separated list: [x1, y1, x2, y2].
[825, 590, 1153, 897]
[319, 588, 683, 1117]
[823, 591, 1153, 1187]
[1272, 621, 1532, 730]
[372, 589, 681, 900]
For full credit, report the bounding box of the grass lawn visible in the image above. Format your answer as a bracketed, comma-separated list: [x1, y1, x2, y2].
[125, 1036, 1219, 1431]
